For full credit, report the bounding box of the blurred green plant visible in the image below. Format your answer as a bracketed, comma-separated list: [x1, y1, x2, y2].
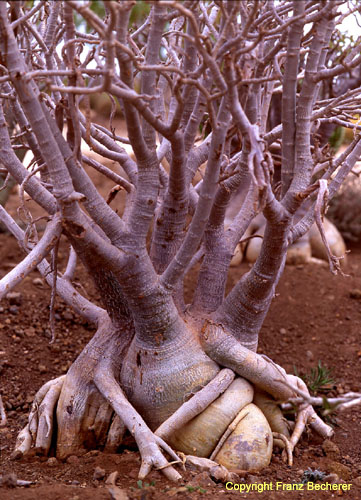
[294, 361, 335, 394]
[130, 0, 151, 27]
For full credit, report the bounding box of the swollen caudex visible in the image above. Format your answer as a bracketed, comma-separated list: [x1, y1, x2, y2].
[167, 378, 280, 472]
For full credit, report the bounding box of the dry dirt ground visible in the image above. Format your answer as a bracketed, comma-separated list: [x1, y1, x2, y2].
[0, 167, 360, 498]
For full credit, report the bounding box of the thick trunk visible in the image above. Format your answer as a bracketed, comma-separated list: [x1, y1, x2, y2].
[54, 310, 219, 455]
[120, 326, 219, 430]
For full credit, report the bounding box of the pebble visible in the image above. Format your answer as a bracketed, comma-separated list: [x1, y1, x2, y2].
[324, 473, 340, 483]
[107, 485, 129, 500]
[63, 311, 73, 321]
[188, 471, 216, 488]
[105, 471, 118, 485]
[10, 450, 23, 461]
[6, 292, 22, 306]
[322, 439, 341, 460]
[327, 461, 351, 480]
[93, 466, 106, 480]
[32, 278, 43, 287]
[24, 328, 35, 337]
[66, 455, 79, 465]
[0, 473, 17, 487]
[354, 476, 361, 487]
[349, 288, 361, 299]
[85, 449, 99, 457]
[279, 328, 287, 335]
[46, 457, 58, 467]
[306, 350, 314, 361]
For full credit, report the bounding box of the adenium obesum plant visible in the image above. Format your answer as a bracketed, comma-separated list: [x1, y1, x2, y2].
[0, 0, 361, 480]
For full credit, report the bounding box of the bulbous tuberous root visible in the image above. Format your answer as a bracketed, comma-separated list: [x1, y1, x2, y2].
[11, 361, 334, 481]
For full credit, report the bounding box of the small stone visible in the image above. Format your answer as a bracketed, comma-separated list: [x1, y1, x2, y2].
[93, 466, 106, 480]
[24, 328, 35, 337]
[9, 306, 18, 315]
[353, 476, 361, 488]
[46, 457, 58, 467]
[10, 450, 23, 461]
[322, 440, 341, 460]
[105, 471, 118, 485]
[188, 471, 216, 488]
[66, 455, 79, 465]
[87, 449, 99, 457]
[327, 461, 351, 480]
[38, 364, 47, 374]
[324, 473, 340, 483]
[127, 469, 138, 479]
[107, 485, 129, 500]
[279, 328, 287, 335]
[306, 350, 314, 361]
[0, 473, 17, 487]
[349, 289, 361, 299]
[6, 292, 22, 306]
[32, 278, 43, 287]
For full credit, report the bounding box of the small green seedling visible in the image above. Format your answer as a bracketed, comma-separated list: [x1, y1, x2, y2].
[186, 485, 207, 494]
[136, 479, 155, 489]
[294, 361, 335, 394]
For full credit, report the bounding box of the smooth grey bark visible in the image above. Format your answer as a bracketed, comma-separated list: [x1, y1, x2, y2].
[1, 0, 360, 480]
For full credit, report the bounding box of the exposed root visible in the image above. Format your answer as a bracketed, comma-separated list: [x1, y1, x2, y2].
[280, 374, 334, 442]
[209, 408, 249, 461]
[13, 375, 65, 458]
[87, 399, 114, 448]
[94, 366, 182, 481]
[0, 394, 6, 427]
[155, 368, 235, 441]
[183, 455, 244, 482]
[273, 432, 293, 466]
[0, 474, 34, 487]
[104, 414, 126, 453]
[201, 322, 334, 437]
[11, 321, 337, 481]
